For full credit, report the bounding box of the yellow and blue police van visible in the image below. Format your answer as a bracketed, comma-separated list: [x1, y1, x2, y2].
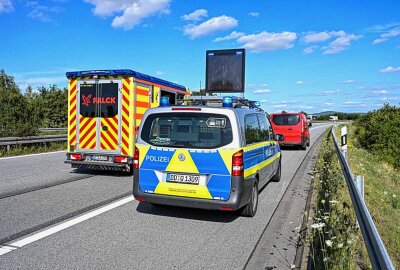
[133, 96, 283, 217]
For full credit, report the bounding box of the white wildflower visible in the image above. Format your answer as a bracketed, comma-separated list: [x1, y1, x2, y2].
[321, 199, 326, 204]
[310, 223, 325, 229]
[393, 194, 397, 198]
[384, 191, 388, 195]
[325, 240, 333, 247]
[337, 243, 343, 248]
[329, 200, 338, 204]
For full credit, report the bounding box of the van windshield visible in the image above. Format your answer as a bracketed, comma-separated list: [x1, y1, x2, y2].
[272, 114, 300, 125]
[140, 112, 233, 149]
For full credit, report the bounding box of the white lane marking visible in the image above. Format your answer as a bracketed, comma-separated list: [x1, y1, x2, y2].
[0, 196, 134, 256]
[0, 151, 66, 160]
[0, 246, 18, 256]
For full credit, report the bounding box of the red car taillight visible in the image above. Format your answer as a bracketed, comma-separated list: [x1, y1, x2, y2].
[134, 146, 139, 169]
[70, 154, 82, 161]
[232, 150, 244, 176]
[114, 156, 128, 163]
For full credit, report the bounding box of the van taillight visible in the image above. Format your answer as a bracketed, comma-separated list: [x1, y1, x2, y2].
[70, 154, 82, 161]
[134, 146, 139, 169]
[232, 150, 244, 176]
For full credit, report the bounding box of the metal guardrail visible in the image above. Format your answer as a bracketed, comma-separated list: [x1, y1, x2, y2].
[39, 128, 67, 132]
[331, 127, 395, 270]
[0, 135, 67, 147]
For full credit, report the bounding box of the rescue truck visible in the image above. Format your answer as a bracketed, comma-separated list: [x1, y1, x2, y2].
[65, 69, 189, 172]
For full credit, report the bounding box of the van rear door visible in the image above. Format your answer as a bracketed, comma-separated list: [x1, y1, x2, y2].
[76, 80, 121, 153]
[272, 114, 302, 143]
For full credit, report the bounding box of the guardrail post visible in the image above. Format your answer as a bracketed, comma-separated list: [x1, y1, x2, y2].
[355, 175, 365, 198]
[7, 145, 10, 152]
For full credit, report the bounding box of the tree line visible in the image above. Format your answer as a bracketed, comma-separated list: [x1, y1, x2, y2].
[354, 103, 400, 169]
[0, 69, 67, 137]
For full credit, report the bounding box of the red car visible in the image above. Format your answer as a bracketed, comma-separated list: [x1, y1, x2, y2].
[270, 112, 310, 150]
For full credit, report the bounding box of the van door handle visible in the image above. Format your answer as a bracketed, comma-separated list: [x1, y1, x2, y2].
[288, 128, 292, 130]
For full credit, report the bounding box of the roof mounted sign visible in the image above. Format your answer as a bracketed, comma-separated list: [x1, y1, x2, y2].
[206, 49, 245, 93]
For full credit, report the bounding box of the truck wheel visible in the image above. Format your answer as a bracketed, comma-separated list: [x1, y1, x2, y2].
[240, 181, 258, 217]
[271, 160, 281, 182]
[307, 138, 310, 147]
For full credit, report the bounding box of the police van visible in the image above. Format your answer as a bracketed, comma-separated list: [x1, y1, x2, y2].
[133, 96, 283, 217]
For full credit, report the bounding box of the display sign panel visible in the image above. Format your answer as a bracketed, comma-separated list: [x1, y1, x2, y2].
[206, 49, 245, 93]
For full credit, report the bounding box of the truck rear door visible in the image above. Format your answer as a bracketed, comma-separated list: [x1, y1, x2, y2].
[76, 80, 122, 153]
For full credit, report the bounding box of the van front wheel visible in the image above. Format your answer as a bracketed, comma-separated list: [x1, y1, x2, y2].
[240, 182, 258, 217]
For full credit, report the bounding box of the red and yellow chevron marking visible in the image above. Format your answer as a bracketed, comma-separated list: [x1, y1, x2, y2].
[68, 79, 77, 150]
[79, 116, 97, 149]
[100, 116, 119, 150]
[121, 77, 131, 155]
[134, 85, 150, 137]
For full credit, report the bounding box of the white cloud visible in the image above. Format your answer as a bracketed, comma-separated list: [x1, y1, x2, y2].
[295, 80, 305, 85]
[380, 66, 400, 73]
[302, 31, 361, 54]
[323, 33, 362, 54]
[26, 3, 63, 22]
[213, 31, 245, 42]
[0, 0, 13, 13]
[343, 79, 357, 84]
[155, 70, 165, 76]
[183, 15, 238, 39]
[248, 12, 259, 17]
[272, 104, 288, 108]
[373, 29, 400, 44]
[372, 90, 389, 94]
[181, 9, 207, 21]
[343, 101, 366, 107]
[303, 46, 318, 54]
[325, 102, 335, 106]
[237, 31, 297, 52]
[303, 31, 345, 44]
[316, 89, 341, 96]
[253, 89, 272, 94]
[85, 0, 170, 30]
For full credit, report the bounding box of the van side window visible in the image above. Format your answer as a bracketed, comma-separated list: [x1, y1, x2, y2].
[245, 114, 261, 144]
[257, 114, 270, 141]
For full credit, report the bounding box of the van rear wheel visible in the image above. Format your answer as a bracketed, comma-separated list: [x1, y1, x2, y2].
[240, 182, 258, 217]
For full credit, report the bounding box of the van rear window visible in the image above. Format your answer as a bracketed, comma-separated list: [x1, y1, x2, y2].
[140, 112, 233, 149]
[272, 114, 300, 125]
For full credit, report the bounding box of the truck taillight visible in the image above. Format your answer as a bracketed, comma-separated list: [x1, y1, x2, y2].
[134, 146, 139, 169]
[232, 150, 244, 176]
[115, 156, 128, 163]
[70, 154, 82, 161]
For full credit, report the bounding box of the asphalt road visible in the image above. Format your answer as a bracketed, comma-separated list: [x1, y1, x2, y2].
[0, 123, 331, 270]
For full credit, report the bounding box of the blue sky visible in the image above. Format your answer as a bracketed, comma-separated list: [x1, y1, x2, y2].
[1, 0, 399, 113]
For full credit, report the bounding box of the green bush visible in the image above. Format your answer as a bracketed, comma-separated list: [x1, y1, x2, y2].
[354, 104, 400, 169]
[0, 69, 67, 137]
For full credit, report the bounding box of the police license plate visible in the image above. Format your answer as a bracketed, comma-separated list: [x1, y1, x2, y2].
[91, 155, 108, 161]
[167, 173, 200, 185]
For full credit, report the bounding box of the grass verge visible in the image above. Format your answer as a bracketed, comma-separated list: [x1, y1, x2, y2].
[0, 142, 66, 158]
[343, 123, 400, 269]
[306, 130, 371, 269]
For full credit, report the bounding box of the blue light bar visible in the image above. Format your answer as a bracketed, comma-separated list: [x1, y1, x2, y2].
[160, 96, 170, 107]
[222, 96, 233, 108]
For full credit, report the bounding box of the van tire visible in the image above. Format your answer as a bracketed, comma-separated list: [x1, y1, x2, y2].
[271, 160, 281, 182]
[240, 181, 258, 217]
[307, 139, 310, 147]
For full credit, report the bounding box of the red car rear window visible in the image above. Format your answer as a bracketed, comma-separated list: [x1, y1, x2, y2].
[272, 114, 300, 126]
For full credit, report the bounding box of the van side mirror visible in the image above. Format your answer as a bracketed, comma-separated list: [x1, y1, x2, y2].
[275, 134, 284, 141]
